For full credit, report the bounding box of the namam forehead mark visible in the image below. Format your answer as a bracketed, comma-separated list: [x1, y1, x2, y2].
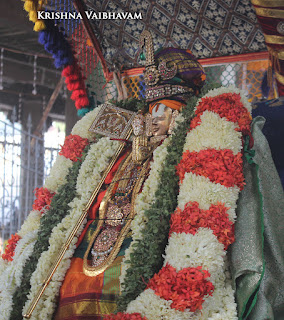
[152, 104, 172, 118]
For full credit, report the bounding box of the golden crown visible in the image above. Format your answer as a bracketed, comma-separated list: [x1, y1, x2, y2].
[139, 30, 177, 87]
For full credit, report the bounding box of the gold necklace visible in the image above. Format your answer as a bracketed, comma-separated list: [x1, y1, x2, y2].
[83, 151, 151, 276]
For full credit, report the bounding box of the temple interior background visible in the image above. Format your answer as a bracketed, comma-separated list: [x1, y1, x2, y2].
[0, 0, 283, 252]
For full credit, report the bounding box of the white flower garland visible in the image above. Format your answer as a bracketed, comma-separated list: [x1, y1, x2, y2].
[201, 284, 238, 320]
[126, 87, 251, 319]
[178, 173, 239, 222]
[0, 259, 7, 277]
[44, 155, 73, 192]
[23, 137, 120, 320]
[0, 210, 41, 313]
[0, 230, 38, 320]
[17, 210, 41, 238]
[183, 111, 242, 155]
[0, 105, 104, 317]
[0, 209, 40, 279]
[163, 229, 225, 283]
[127, 284, 238, 320]
[127, 288, 195, 320]
[71, 106, 102, 140]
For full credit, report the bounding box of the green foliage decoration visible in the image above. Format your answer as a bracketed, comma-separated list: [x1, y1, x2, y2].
[112, 97, 147, 113]
[116, 83, 221, 311]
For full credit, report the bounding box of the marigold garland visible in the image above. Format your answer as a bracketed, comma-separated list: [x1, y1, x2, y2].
[176, 149, 245, 190]
[105, 313, 148, 320]
[59, 134, 89, 161]
[32, 187, 55, 213]
[170, 201, 235, 249]
[2, 234, 21, 261]
[147, 264, 214, 312]
[191, 93, 251, 135]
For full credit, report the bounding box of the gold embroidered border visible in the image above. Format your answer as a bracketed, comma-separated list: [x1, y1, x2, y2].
[252, 0, 284, 7]
[264, 34, 284, 44]
[255, 7, 284, 19]
[276, 72, 284, 84]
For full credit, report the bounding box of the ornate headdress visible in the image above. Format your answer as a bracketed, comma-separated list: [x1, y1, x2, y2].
[139, 30, 206, 103]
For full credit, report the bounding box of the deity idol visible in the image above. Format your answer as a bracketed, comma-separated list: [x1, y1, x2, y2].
[0, 31, 283, 320]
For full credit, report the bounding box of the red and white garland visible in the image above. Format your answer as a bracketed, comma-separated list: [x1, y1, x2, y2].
[110, 86, 252, 320]
[0, 87, 252, 319]
[0, 107, 102, 319]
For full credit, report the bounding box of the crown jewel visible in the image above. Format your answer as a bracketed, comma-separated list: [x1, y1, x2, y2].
[139, 30, 206, 103]
[139, 30, 177, 87]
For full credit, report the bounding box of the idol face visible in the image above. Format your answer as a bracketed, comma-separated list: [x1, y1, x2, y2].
[151, 104, 173, 136]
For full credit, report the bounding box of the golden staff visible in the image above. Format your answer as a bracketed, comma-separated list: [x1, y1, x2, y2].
[23, 129, 132, 319]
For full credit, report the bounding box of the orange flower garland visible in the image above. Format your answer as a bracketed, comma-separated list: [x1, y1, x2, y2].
[59, 134, 89, 162]
[2, 233, 21, 261]
[32, 187, 55, 213]
[176, 149, 245, 190]
[190, 93, 251, 134]
[170, 201, 235, 249]
[147, 264, 214, 312]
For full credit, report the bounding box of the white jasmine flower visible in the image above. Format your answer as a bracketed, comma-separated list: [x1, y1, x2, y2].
[183, 111, 242, 155]
[164, 229, 225, 284]
[178, 172, 239, 222]
[44, 155, 73, 192]
[71, 105, 102, 140]
[18, 210, 41, 238]
[127, 289, 195, 320]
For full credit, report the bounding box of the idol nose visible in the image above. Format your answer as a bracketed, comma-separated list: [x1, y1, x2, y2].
[152, 117, 158, 125]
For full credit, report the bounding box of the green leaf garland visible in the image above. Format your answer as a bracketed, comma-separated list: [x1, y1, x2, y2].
[116, 83, 221, 311]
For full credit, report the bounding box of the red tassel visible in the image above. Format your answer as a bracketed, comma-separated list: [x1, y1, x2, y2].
[70, 90, 81, 100]
[65, 74, 80, 82]
[75, 96, 89, 108]
[67, 82, 82, 91]
[62, 65, 75, 77]
[62, 58, 90, 111]
[71, 89, 87, 100]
